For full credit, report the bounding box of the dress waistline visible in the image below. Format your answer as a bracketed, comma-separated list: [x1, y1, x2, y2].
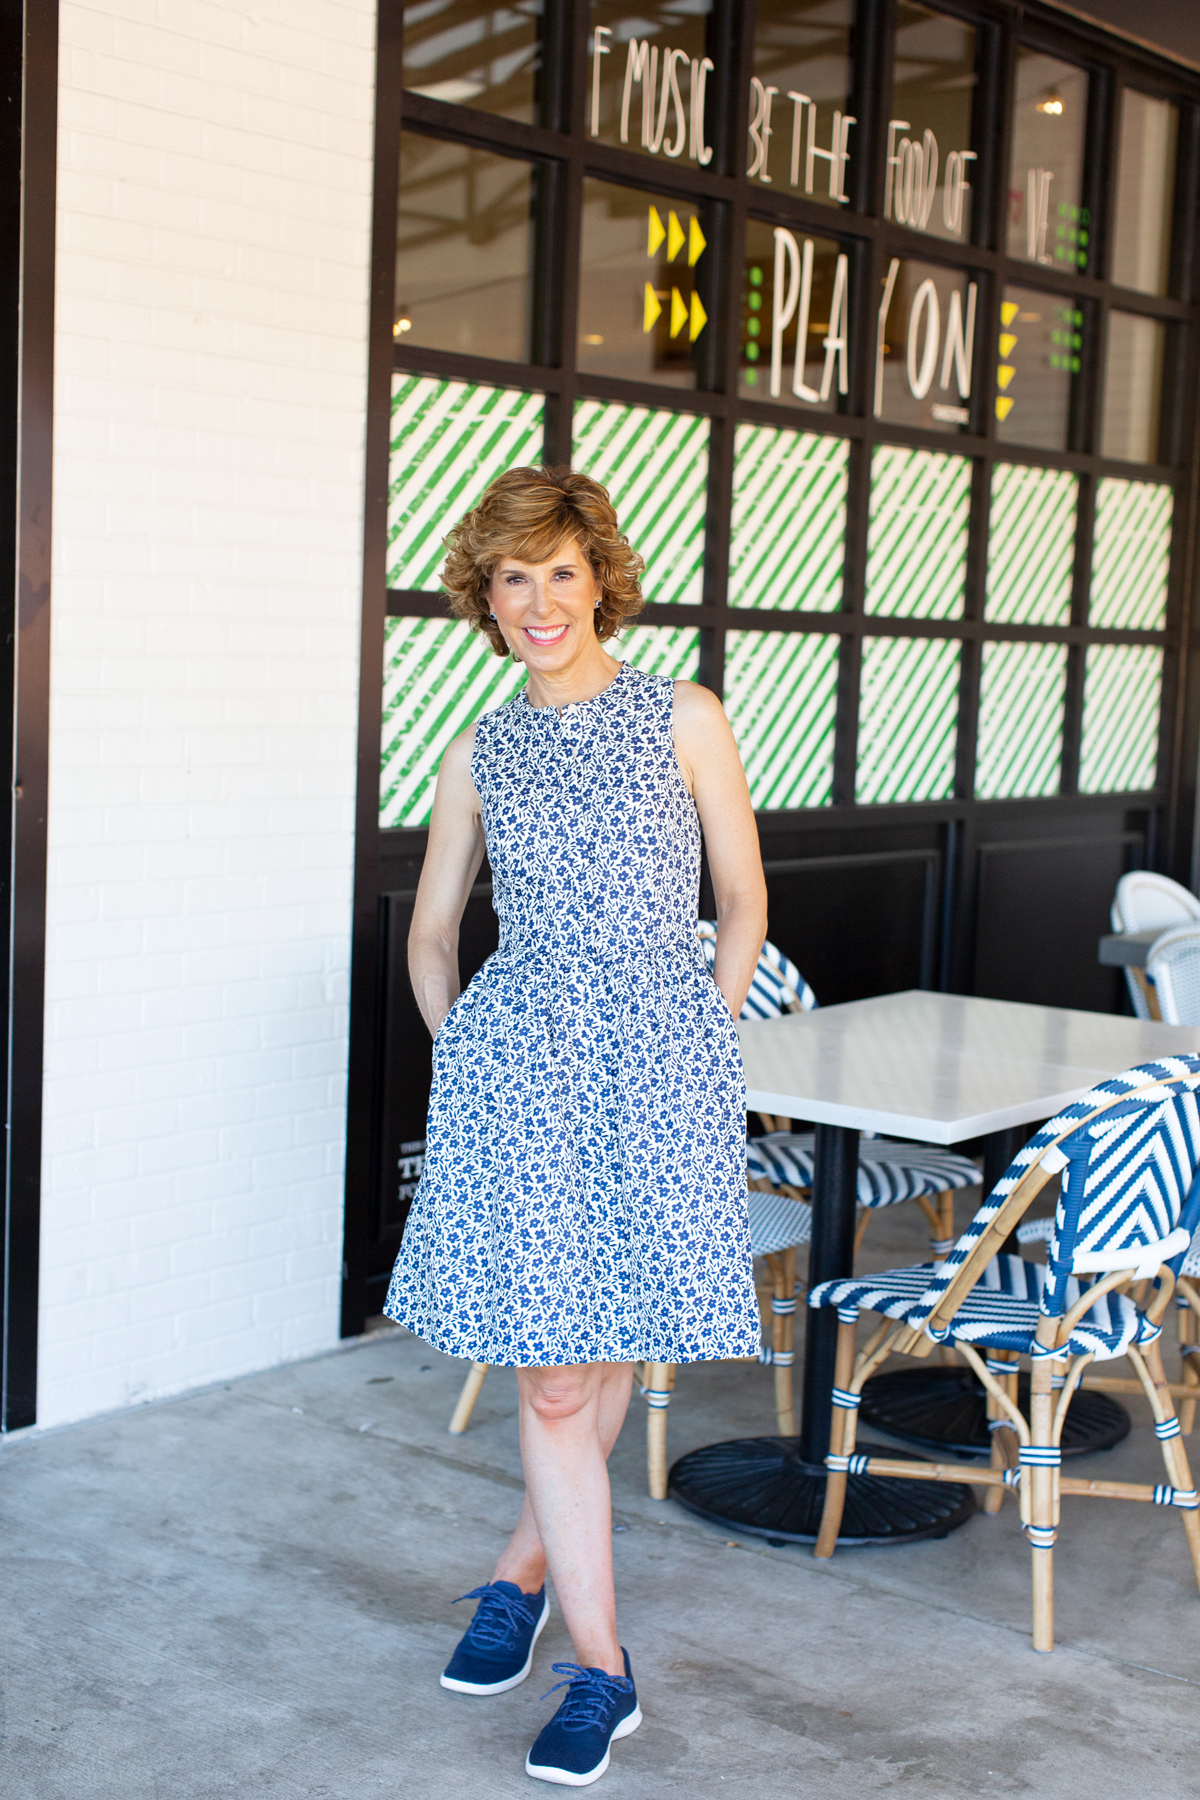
[493, 933, 701, 967]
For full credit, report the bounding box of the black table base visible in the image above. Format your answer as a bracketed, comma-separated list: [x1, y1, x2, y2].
[668, 1436, 977, 1547]
[859, 1366, 1131, 1460]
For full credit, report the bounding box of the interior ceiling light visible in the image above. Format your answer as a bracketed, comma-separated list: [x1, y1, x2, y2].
[1036, 91, 1063, 115]
[393, 317, 412, 337]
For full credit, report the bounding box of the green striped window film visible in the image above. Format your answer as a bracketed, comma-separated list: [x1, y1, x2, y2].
[728, 426, 848, 611]
[614, 625, 700, 680]
[381, 618, 526, 828]
[857, 637, 960, 803]
[1089, 478, 1174, 629]
[865, 445, 970, 620]
[573, 401, 708, 605]
[388, 375, 545, 591]
[985, 464, 1077, 625]
[1079, 644, 1163, 794]
[725, 631, 839, 810]
[975, 642, 1067, 799]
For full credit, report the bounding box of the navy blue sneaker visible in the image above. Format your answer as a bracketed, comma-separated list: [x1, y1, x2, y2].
[525, 1650, 641, 1786]
[440, 1580, 550, 1695]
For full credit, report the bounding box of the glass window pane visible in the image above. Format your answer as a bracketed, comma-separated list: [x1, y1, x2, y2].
[588, 1, 714, 169]
[396, 134, 535, 361]
[615, 623, 700, 679]
[995, 286, 1082, 451]
[730, 425, 847, 611]
[578, 178, 712, 389]
[1112, 90, 1177, 296]
[857, 637, 960, 803]
[888, 3, 978, 243]
[865, 445, 969, 620]
[985, 464, 1076, 626]
[739, 222, 849, 411]
[1079, 644, 1162, 794]
[725, 630, 839, 809]
[1007, 50, 1090, 273]
[573, 400, 708, 604]
[381, 617, 526, 828]
[975, 642, 1067, 799]
[389, 376, 545, 591]
[1101, 312, 1166, 464]
[750, 0, 854, 202]
[1090, 477, 1173, 629]
[403, 1, 542, 123]
[876, 259, 978, 433]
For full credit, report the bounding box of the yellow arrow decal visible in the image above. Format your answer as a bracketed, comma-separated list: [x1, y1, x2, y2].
[999, 333, 1017, 359]
[997, 364, 1015, 390]
[689, 290, 707, 341]
[1001, 300, 1020, 327]
[688, 216, 706, 266]
[996, 395, 1015, 421]
[647, 206, 666, 257]
[669, 287, 689, 338]
[643, 283, 663, 333]
[667, 210, 685, 262]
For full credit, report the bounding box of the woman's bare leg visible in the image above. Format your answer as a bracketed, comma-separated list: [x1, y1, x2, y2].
[490, 1361, 632, 1674]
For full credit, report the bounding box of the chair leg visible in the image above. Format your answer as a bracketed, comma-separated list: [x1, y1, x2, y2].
[769, 1248, 797, 1435]
[934, 1189, 955, 1259]
[646, 1362, 676, 1501]
[1177, 1297, 1199, 1436]
[1140, 1336, 1200, 1594]
[982, 1351, 1019, 1515]
[814, 1316, 859, 1560]
[1028, 1353, 1056, 1653]
[448, 1362, 489, 1435]
[853, 1209, 870, 1258]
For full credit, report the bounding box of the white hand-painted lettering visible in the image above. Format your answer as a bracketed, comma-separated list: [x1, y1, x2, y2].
[940, 285, 977, 398]
[748, 78, 778, 181]
[770, 230, 851, 402]
[771, 228, 801, 397]
[620, 40, 650, 145]
[875, 257, 900, 417]
[1027, 167, 1054, 262]
[590, 27, 611, 138]
[943, 149, 976, 234]
[907, 279, 940, 397]
[690, 58, 713, 165]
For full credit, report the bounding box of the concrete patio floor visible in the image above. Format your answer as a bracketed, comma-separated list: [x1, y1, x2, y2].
[5, 1198, 1200, 1799]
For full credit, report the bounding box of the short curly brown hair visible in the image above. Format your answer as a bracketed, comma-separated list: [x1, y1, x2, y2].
[441, 465, 645, 657]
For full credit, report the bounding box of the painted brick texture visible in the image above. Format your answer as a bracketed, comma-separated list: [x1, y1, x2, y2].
[40, 0, 376, 1426]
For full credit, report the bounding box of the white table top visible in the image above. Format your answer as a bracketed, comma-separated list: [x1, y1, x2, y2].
[738, 989, 1200, 1144]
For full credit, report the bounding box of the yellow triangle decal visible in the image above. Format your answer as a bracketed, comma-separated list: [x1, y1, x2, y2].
[669, 287, 688, 338]
[1001, 301, 1020, 327]
[667, 210, 685, 262]
[688, 215, 706, 266]
[996, 395, 1015, 420]
[643, 282, 663, 333]
[647, 206, 666, 258]
[999, 333, 1017, 359]
[689, 289, 707, 341]
[997, 364, 1015, 390]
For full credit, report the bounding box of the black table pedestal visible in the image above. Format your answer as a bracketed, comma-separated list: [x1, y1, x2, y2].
[669, 1124, 977, 1546]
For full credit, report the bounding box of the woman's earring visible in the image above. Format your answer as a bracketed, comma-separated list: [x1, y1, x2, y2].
[594, 597, 601, 610]
[489, 611, 497, 619]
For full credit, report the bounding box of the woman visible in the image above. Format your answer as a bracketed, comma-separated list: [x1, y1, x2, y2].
[384, 466, 767, 1787]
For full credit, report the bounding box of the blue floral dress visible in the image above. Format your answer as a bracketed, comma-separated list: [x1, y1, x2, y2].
[383, 663, 760, 1367]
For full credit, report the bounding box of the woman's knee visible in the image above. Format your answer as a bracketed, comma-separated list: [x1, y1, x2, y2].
[519, 1366, 597, 1423]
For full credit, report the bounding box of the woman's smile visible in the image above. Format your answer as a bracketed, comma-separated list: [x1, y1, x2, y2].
[523, 623, 570, 645]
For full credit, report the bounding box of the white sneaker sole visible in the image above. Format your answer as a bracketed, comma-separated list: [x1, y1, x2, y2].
[525, 1704, 643, 1786]
[440, 1596, 551, 1695]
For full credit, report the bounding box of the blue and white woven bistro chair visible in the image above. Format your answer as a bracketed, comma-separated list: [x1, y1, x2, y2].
[1111, 871, 1200, 1020]
[807, 1056, 1200, 1653]
[1146, 924, 1200, 1028]
[698, 922, 981, 1264]
[446, 1186, 813, 1502]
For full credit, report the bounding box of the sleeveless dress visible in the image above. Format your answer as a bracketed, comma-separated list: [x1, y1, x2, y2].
[383, 662, 761, 1368]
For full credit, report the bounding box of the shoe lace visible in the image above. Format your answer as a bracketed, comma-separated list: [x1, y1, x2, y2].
[539, 1662, 634, 1731]
[452, 1584, 533, 1651]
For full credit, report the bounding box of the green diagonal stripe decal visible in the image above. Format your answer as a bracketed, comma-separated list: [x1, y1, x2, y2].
[725, 630, 838, 810]
[986, 464, 1077, 625]
[1090, 478, 1174, 630]
[388, 376, 545, 592]
[1079, 644, 1162, 793]
[865, 445, 970, 620]
[976, 642, 1067, 798]
[730, 426, 847, 611]
[573, 401, 708, 605]
[615, 625, 700, 681]
[857, 637, 960, 803]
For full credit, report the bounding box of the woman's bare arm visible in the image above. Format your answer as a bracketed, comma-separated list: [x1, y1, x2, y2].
[408, 728, 487, 1037]
[672, 681, 767, 1019]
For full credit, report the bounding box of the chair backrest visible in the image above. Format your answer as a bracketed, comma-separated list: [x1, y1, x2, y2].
[1111, 870, 1200, 934]
[697, 921, 817, 1020]
[907, 1056, 1200, 1338]
[1146, 925, 1200, 1027]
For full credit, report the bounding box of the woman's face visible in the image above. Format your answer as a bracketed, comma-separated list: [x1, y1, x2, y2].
[488, 539, 602, 673]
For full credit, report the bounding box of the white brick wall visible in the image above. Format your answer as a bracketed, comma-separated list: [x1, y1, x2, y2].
[40, 0, 376, 1426]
